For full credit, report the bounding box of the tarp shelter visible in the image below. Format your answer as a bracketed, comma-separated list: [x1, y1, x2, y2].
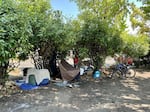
[59, 59, 80, 81]
[15, 69, 50, 90]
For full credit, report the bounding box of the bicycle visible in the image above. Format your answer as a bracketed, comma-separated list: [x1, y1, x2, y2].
[111, 63, 136, 78]
[101, 63, 136, 79]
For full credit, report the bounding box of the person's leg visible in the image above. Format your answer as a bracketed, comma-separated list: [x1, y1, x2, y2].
[74, 72, 80, 81]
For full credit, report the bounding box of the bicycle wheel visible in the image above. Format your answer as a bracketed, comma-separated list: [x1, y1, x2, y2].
[125, 68, 136, 78]
[112, 70, 122, 79]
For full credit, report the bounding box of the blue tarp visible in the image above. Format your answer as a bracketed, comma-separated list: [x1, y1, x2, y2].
[39, 79, 50, 86]
[16, 78, 50, 90]
[20, 83, 38, 90]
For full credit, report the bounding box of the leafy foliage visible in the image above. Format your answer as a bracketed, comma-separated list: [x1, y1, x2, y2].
[0, 0, 32, 77]
[139, 0, 150, 19]
[0, 0, 149, 79]
[16, 0, 74, 69]
[72, 0, 128, 67]
[76, 18, 123, 67]
[129, 0, 150, 57]
[130, 1, 150, 35]
[73, 0, 129, 31]
[121, 32, 149, 57]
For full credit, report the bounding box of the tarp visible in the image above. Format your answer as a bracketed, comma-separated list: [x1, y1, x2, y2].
[16, 78, 49, 90]
[15, 80, 38, 90]
[59, 59, 80, 81]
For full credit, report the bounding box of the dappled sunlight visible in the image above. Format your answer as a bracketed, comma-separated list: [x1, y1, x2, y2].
[1, 69, 150, 112]
[51, 87, 58, 91]
[121, 79, 140, 91]
[124, 103, 150, 112]
[54, 96, 59, 103]
[121, 94, 141, 100]
[87, 102, 121, 112]
[79, 93, 89, 97]
[8, 68, 22, 76]
[95, 92, 102, 96]
[55, 103, 80, 110]
[91, 89, 100, 92]
[40, 86, 49, 90]
[8, 103, 30, 112]
[136, 72, 150, 78]
[0, 0, 149, 111]
[37, 95, 44, 100]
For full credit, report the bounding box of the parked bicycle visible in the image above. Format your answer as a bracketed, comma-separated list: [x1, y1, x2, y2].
[101, 64, 136, 79]
[110, 63, 136, 78]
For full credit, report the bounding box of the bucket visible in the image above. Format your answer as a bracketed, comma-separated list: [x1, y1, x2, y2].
[93, 70, 101, 78]
[28, 74, 36, 86]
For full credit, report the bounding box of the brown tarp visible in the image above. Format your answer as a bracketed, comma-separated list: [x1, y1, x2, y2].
[59, 59, 80, 81]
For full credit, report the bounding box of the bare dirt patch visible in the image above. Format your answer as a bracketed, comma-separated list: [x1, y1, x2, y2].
[0, 68, 150, 112]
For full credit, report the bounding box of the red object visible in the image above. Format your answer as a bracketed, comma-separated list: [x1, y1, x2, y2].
[127, 58, 133, 65]
[74, 57, 79, 64]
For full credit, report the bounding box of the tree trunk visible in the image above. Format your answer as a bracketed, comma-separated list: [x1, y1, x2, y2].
[0, 61, 9, 85]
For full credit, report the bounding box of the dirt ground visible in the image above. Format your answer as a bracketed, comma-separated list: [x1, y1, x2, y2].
[0, 68, 150, 112]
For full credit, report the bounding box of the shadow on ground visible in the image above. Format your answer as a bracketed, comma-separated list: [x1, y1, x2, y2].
[0, 69, 150, 112]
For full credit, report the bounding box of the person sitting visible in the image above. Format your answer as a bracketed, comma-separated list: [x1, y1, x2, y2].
[74, 54, 79, 68]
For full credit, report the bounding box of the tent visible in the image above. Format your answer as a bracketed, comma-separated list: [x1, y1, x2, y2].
[59, 59, 80, 81]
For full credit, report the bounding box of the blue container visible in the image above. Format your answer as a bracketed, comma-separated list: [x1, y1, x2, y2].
[93, 70, 101, 78]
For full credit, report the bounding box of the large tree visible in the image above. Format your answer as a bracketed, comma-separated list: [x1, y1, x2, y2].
[0, 0, 32, 78]
[0, 0, 74, 79]
[72, 0, 129, 67]
[18, 0, 75, 70]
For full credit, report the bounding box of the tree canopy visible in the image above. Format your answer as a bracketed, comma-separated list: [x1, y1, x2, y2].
[71, 0, 129, 67]
[121, 32, 149, 57]
[0, 0, 74, 77]
[0, 0, 149, 78]
[129, 0, 150, 35]
[0, 0, 32, 77]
